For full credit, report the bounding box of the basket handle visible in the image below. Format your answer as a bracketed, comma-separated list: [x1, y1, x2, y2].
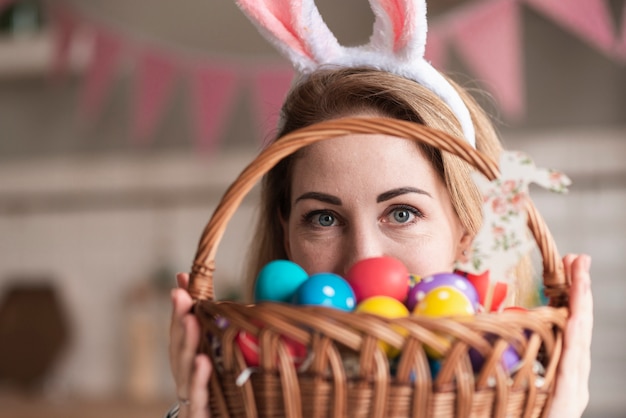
[188, 117, 568, 306]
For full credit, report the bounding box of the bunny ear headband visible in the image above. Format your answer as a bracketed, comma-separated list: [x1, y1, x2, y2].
[235, 0, 476, 148]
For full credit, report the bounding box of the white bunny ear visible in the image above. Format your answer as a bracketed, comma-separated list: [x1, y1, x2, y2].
[368, 0, 427, 60]
[236, 0, 476, 147]
[365, 0, 476, 146]
[235, 0, 341, 73]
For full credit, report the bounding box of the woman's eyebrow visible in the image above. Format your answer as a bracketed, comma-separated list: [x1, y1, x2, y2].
[377, 187, 432, 202]
[295, 192, 342, 205]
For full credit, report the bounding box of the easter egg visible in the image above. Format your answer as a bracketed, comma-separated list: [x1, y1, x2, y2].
[345, 256, 410, 303]
[406, 272, 479, 312]
[254, 260, 309, 303]
[428, 357, 442, 379]
[454, 269, 508, 312]
[469, 336, 521, 374]
[407, 358, 441, 382]
[293, 273, 356, 311]
[413, 287, 476, 359]
[355, 296, 409, 358]
[236, 329, 308, 367]
[413, 286, 476, 317]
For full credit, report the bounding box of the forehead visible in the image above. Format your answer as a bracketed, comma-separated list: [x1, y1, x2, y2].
[291, 134, 441, 191]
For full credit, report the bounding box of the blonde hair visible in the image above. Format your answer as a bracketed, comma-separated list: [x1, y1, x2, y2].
[245, 67, 533, 305]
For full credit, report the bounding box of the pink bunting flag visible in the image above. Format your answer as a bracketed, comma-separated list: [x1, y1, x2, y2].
[249, 66, 295, 142]
[131, 51, 178, 145]
[188, 64, 240, 152]
[79, 30, 123, 122]
[450, 0, 524, 120]
[49, 7, 78, 80]
[525, 0, 616, 58]
[618, 4, 626, 62]
[0, 0, 15, 13]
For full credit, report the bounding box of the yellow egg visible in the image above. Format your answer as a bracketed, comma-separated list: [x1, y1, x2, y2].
[413, 287, 475, 359]
[356, 296, 409, 358]
[413, 287, 476, 317]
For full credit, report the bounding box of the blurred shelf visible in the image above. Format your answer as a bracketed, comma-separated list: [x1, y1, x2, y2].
[0, 30, 89, 79]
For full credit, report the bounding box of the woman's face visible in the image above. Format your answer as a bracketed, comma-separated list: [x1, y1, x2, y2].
[282, 134, 470, 277]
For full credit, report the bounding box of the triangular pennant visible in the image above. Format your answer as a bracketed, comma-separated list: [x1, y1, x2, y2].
[249, 66, 295, 142]
[188, 64, 240, 152]
[451, 0, 524, 120]
[49, 7, 79, 80]
[525, 0, 616, 58]
[0, 0, 15, 13]
[79, 30, 123, 122]
[130, 51, 179, 145]
[618, 3, 626, 62]
[424, 25, 450, 70]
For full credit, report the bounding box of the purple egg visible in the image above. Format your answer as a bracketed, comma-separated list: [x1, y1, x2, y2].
[406, 272, 479, 311]
[469, 342, 521, 374]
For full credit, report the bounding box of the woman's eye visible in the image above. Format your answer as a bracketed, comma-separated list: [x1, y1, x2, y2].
[302, 211, 338, 227]
[316, 213, 335, 227]
[393, 208, 412, 223]
[386, 206, 421, 224]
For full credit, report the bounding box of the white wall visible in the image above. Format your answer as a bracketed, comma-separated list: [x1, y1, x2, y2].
[0, 152, 259, 398]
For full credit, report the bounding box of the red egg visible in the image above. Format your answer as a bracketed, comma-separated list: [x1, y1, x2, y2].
[345, 256, 410, 303]
[236, 328, 307, 367]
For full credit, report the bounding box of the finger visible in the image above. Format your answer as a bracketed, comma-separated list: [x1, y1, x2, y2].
[189, 354, 212, 418]
[171, 288, 194, 322]
[177, 272, 190, 289]
[562, 254, 577, 283]
[566, 254, 593, 348]
[551, 254, 592, 417]
[170, 288, 195, 368]
[176, 314, 202, 395]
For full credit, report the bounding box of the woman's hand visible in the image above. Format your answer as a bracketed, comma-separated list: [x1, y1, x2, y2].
[547, 254, 593, 418]
[169, 273, 212, 418]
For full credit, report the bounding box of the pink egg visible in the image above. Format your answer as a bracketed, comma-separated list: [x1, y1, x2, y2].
[345, 256, 410, 303]
[406, 272, 478, 311]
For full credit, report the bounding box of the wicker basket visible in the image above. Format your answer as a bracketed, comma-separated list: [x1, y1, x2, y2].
[188, 117, 569, 418]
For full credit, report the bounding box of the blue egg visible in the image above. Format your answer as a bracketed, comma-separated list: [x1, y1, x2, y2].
[254, 260, 309, 303]
[293, 273, 356, 311]
[428, 357, 442, 379]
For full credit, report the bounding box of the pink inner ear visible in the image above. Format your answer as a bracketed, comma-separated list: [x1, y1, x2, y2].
[379, 0, 408, 51]
[240, 0, 312, 59]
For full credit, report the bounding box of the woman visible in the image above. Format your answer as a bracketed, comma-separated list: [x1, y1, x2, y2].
[168, 68, 593, 418]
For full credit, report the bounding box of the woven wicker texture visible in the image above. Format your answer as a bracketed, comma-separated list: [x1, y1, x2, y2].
[188, 117, 569, 418]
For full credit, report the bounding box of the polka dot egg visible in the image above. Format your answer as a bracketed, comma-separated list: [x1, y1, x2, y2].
[406, 272, 479, 311]
[413, 286, 476, 317]
[293, 272, 356, 311]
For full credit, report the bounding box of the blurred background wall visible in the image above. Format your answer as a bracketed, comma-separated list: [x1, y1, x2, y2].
[0, 0, 624, 417]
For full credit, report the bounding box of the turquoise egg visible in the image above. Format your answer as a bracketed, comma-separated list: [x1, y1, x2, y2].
[293, 273, 356, 311]
[253, 260, 309, 303]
